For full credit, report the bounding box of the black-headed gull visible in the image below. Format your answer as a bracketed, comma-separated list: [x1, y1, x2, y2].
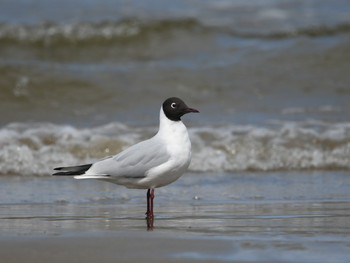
[53, 97, 199, 218]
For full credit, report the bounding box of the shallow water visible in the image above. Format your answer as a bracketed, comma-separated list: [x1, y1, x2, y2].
[1, 1, 350, 175]
[1, 172, 350, 262]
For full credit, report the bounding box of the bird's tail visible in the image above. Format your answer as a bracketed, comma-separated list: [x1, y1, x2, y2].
[52, 164, 92, 176]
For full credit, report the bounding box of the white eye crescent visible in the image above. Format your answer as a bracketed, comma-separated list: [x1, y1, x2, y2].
[171, 102, 177, 109]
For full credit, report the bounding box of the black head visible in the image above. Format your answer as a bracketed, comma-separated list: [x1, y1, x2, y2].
[162, 97, 199, 121]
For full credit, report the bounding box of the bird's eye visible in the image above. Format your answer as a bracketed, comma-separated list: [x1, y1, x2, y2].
[171, 102, 177, 109]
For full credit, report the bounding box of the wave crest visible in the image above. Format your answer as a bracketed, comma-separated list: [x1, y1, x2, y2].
[0, 18, 201, 46]
[190, 122, 350, 172]
[1, 121, 350, 176]
[1, 19, 349, 46]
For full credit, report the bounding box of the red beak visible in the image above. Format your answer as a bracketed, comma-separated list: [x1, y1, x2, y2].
[184, 108, 199, 113]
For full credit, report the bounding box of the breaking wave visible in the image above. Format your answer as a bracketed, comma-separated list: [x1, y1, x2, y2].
[0, 19, 203, 46]
[191, 121, 350, 172]
[229, 23, 350, 39]
[0, 19, 349, 46]
[1, 121, 350, 176]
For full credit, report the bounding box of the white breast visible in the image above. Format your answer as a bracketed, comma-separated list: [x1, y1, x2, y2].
[138, 108, 192, 188]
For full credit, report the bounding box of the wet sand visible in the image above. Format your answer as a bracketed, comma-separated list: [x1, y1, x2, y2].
[0, 232, 237, 263]
[0, 172, 350, 262]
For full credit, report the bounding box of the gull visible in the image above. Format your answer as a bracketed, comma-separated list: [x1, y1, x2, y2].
[53, 97, 199, 218]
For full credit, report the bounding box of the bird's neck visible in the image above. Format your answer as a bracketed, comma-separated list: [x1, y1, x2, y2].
[157, 107, 188, 139]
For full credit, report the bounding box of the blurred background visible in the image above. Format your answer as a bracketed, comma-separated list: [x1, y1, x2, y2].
[0, 0, 350, 175]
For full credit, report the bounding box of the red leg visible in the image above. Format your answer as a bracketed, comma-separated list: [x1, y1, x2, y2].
[146, 188, 155, 218]
[146, 189, 155, 230]
[150, 189, 155, 215]
[146, 189, 151, 217]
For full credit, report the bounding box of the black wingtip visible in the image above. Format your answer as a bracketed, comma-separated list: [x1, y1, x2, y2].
[52, 164, 93, 176]
[52, 171, 78, 176]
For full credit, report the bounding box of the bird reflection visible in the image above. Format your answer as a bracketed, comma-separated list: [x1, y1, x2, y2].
[146, 214, 154, 231]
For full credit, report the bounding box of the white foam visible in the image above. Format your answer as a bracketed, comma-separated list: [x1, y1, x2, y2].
[0, 122, 146, 176]
[189, 121, 350, 172]
[0, 121, 350, 176]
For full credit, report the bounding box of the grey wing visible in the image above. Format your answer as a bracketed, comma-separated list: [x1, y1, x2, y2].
[87, 138, 170, 178]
